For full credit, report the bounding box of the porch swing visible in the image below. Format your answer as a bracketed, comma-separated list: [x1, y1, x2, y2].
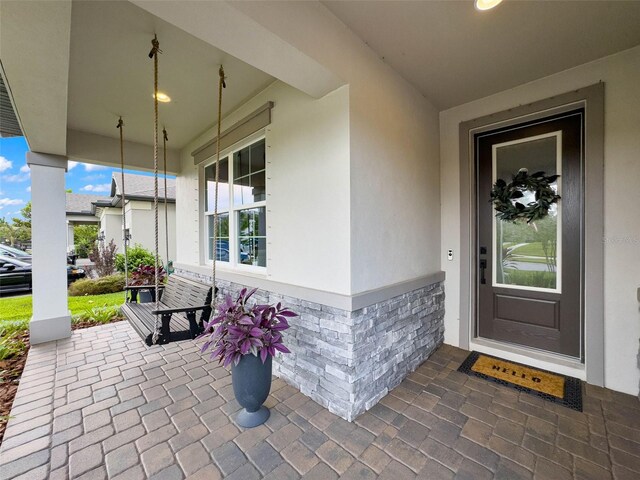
[121, 35, 223, 346]
[116, 117, 173, 306]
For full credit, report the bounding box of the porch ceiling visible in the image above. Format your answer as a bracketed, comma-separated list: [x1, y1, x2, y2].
[323, 0, 640, 109]
[67, 0, 274, 150]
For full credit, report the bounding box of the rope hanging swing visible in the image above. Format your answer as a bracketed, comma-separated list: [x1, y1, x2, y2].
[145, 34, 226, 344]
[116, 117, 130, 296]
[149, 34, 163, 344]
[162, 127, 172, 274]
[211, 65, 226, 313]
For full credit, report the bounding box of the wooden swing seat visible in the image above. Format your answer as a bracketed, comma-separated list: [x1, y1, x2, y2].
[122, 274, 213, 346]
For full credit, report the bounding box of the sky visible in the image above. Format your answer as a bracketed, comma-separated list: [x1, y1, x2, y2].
[0, 136, 172, 221]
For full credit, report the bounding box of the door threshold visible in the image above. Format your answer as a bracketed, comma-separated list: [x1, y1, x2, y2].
[470, 337, 586, 380]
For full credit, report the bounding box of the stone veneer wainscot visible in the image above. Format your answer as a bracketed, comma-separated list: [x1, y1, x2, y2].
[175, 268, 445, 421]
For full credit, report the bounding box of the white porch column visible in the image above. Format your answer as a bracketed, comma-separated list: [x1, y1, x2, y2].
[67, 221, 74, 253]
[27, 151, 71, 344]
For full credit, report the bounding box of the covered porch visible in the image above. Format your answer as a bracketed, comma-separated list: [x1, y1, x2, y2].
[1, 0, 640, 478]
[2, 323, 639, 479]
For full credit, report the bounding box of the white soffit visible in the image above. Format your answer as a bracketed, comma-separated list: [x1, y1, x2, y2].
[323, 0, 640, 109]
[67, 0, 275, 149]
[131, 0, 344, 99]
[0, 0, 72, 155]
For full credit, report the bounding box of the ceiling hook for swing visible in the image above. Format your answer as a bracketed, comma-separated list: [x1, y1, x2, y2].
[163, 127, 168, 142]
[149, 34, 162, 58]
[219, 66, 226, 89]
[117, 117, 124, 129]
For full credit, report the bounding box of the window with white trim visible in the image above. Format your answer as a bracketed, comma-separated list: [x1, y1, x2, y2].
[204, 137, 267, 269]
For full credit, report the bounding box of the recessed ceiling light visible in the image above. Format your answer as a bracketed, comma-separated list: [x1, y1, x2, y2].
[153, 92, 171, 103]
[475, 0, 503, 11]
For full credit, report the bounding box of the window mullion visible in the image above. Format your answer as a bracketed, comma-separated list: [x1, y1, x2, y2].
[229, 151, 236, 267]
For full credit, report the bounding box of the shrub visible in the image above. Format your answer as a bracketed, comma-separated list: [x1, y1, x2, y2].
[74, 306, 122, 324]
[68, 274, 126, 296]
[0, 336, 26, 361]
[0, 320, 29, 360]
[89, 240, 118, 277]
[503, 269, 556, 289]
[130, 264, 166, 286]
[0, 319, 29, 337]
[115, 244, 159, 274]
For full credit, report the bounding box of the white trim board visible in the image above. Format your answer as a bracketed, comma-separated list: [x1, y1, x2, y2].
[174, 262, 444, 313]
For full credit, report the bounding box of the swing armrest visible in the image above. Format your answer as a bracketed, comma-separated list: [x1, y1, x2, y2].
[151, 305, 210, 315]
[124, 285, 166, 290]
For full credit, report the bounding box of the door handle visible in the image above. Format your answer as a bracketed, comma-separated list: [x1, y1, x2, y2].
[480, 259, 487, 284]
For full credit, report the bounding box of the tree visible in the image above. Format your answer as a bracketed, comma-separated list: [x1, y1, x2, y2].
[74, 224, 99, 258]
[0, 218, 20, 246]
[0, 203, 31, 246]
[11, 202, 31, 244]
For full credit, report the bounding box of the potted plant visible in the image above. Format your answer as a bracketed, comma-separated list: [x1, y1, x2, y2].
[200, 287, 295, 427]
[129, 264, 166, 303]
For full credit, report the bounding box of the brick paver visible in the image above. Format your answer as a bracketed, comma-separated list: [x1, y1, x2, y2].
[0, 322, 639, 479]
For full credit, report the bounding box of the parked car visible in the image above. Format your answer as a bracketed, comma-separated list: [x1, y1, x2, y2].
[67, 264, 86, 283]
[0, 244, 32, 262]
[0, 255, 32, 293]
[215, 240, 250, 263]
[0, 244, 77, 265]
[0, 255, 86, 294]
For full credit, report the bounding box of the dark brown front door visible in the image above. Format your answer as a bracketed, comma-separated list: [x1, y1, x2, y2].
[476, 110, 583, 358]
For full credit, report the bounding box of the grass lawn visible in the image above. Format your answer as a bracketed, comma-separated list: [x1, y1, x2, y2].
[0, 292, 126, 323]
[510, 242, 548, 257]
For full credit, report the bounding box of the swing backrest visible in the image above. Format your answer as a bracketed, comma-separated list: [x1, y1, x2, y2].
[159, 275, 212, 312]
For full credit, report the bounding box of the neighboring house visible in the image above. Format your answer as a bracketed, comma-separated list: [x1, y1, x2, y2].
[65, 193, 108, 254]
[3, 2, 640, 420]
[65, 173, 176, 263]
[94, 173, 177, 264]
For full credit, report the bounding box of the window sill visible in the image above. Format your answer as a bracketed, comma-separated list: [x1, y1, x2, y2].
[181, 262, 268, 281]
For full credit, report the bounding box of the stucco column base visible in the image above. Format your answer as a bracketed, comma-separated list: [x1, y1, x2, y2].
[30, 314, 72, 344]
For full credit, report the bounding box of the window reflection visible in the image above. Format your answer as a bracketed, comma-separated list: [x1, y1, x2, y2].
[208, 213, 229, 262]
[205, 158, 230, 211]
[233, 140, 266, 205]
[494, 135, 559, 290]
[238, 207, 266, 267]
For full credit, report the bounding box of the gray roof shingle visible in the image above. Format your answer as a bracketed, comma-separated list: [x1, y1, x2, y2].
[66, 193, 109, 215]
[111, 173, 176, 200]
[66, 173, 176, 216]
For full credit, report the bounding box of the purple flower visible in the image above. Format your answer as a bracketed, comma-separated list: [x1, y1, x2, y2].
[199, 288, 296, 366]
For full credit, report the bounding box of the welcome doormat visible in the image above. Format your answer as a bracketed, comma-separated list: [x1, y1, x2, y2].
[458, 351, 582, 411]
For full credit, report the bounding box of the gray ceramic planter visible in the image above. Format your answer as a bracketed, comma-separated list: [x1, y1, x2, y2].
[231, 353, 272, 428]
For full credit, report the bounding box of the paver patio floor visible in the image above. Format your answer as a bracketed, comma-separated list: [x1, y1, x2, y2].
[0, 322, 639, 479]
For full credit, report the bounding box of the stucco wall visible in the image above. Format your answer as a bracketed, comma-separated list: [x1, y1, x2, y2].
[128, 202, 177, 265]
[101, 203, 177, 263]
[439, 46, 640, 395]
[175, 1, 442, 297]
[229, 1, 442, 295]
[100, 210, 123, 252]
[347, 46, 441, 295]
[176, 81, 351, 294]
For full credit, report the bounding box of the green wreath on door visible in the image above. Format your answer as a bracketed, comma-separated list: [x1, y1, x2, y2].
[490, 168, 561, 224]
